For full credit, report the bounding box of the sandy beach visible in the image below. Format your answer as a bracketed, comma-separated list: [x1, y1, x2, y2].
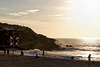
[0, 54, 100, 67]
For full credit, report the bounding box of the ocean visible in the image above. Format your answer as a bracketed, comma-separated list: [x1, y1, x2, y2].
[54, 38, 100, 61]
[8, 38, 100, 61]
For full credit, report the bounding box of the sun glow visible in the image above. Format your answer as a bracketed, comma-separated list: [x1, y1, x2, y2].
[65, 0, 100, 38]
[80, 38, 100, 40]
[72, 0, 100, 20]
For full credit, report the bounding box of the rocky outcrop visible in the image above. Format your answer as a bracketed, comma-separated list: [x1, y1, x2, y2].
[0, 22, 60, 50]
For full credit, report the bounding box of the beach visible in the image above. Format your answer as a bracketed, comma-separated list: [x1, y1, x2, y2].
[0, 55, 100, 67]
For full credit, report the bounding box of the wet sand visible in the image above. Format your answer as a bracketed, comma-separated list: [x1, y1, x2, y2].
[0, 55, 100, 67]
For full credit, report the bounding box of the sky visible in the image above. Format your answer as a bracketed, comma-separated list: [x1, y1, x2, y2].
[0, 0, 100, 38]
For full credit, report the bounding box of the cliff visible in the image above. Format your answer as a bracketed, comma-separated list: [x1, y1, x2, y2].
[0, 22, 60, 50]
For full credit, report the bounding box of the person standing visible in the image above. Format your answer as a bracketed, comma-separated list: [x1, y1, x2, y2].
[88, 54, 91, 61]
[88, 54, 91, 67]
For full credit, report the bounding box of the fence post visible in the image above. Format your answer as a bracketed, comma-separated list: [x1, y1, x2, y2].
[21, 50, 24, 56]
[7, 50, 9, 55]
[4, 49, 6, 55]
[43, 50, 44, 56]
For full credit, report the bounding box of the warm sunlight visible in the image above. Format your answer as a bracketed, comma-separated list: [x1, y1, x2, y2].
[80, 38, 100, 40]
[72, 0, 100, 22]
[65, 0, 100, 38]
[1, 0, 100, 38]
[72, 0, 100, 23]
[1, 0, 100, 64]
[72, 0, 99, 15]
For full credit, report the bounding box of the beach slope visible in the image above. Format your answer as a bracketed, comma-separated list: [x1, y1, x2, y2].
[0, 55, 100, 67]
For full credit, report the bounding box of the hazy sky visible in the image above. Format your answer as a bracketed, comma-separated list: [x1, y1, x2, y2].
[0, 0, 100, 38]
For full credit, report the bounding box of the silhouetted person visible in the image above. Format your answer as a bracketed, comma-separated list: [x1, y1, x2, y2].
[88, 54, 91, 67]
[88, 54, 91, 61]
[36, 54, 39, 58]
[21, 50, 24, 56]
[7, 50, 9, 55]
[71, 56, 74, 59]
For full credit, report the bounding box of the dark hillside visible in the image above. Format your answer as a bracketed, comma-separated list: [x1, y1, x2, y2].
[0, 22, 60, 50]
